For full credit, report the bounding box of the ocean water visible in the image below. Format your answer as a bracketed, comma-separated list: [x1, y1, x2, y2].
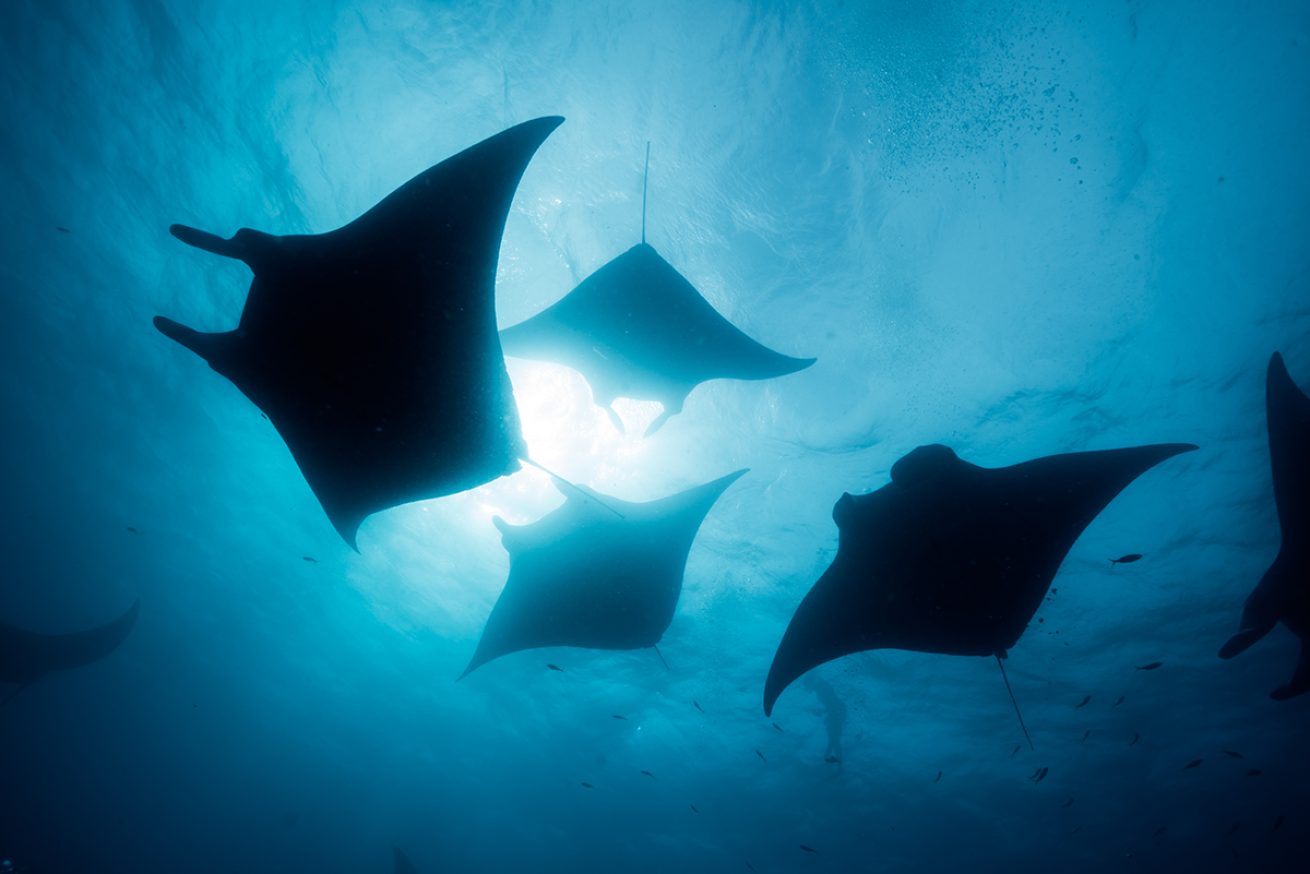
[1, 1, 1307, 872]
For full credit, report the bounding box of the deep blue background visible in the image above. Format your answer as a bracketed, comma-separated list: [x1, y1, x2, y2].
[1, 1, 1307, 871]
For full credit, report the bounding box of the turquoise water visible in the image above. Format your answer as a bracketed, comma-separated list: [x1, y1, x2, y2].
[1, 1, 1306, 871]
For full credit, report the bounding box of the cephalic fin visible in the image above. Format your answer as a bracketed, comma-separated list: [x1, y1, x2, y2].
[1270, 639, 1310, 701]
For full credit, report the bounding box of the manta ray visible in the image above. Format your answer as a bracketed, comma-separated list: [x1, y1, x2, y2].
[498, 147, 814, 437]
[393, 845, 420, 874]
[0, 598, 140, 709]
[763, 442, 1197, 732]
[459, 470, 748, 678]
[1219, 352, 1310, 700]
[154, 117, 564, 548]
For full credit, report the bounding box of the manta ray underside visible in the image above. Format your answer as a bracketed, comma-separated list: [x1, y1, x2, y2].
[1219, 352, 1310, 700]
[154, 117, 564, 548]
[764, 442, 1197, 717]
[0, 598, 140, 705]
[499, 243, 815, 437]
[460, 469, 748, 678]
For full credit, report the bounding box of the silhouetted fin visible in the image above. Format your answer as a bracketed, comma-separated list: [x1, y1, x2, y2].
[1, 598, 140, 688]
[1219, 353, 1310, 699]
[392, 845, 420, 874]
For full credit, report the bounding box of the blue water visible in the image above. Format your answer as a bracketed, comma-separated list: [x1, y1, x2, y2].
[1, 1, 1307, 871]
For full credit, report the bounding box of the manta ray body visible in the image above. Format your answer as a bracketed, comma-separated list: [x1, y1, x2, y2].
[461, 470, 747, 678]
[1219, 352, 1310, 700]
[499, 241, 814, 436]
[764, 442, 1197, 716]
[155, 117, 564, 547]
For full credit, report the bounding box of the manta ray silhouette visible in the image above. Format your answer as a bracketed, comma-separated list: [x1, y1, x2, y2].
[392, 845, 420, 874]
[498, 147, 814, 437]
[0, 598, 140, 708]
[1219, 352, 1310, 699]
[763, 442, 1197, 719]
[460, 470, 748, 678]
[154, 117, 564, 548]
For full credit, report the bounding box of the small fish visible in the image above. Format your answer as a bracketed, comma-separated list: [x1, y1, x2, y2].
[773, 722, 784, 733]
[693, 701, 704, 713]
[613, 715, 627, 720]
[799, 845, 820, 855]
[1028, 767, 1043, 780]
[824, 755, 841, 764]
[1227, 821, 1240, 836]
[1031, 767, 1049, 786]
[547, 664, 563, 672]
[933, 771, 942, 783]
[1246, 769, 1262, 777]
[1222, 749, 1243, 759]
[1112, 696, 1125, 708]
[1109, 554, 1142, 566]
[126, 527, 142, 535]
[1011, 744, 1021, 759]
[1129, 733, 1140, 746]
[1182, 759, 1203, 771]
[1060, 798, 1074, 809]
[690, 805, 700, 814]
[641, 770, 655, 779]
[755, 749, 767, 762]
[1070, 826, 1081, 835]
[302, 556, 317, 563]
[1074, 695, 1091, 709]
[56, 226, 70, 233]
[1135, 662, 1163, 671]
[1232, 850, 1239, 860]
[1152, 826, 1166, 838]
[581, 782, 595, 789]
[1081, 730, 1090, 745]
[1272, 815, 1284, 833]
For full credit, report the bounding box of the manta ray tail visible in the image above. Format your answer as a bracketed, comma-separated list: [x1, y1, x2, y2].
[641, 141, 650, 245]
[996, 654, 1035, 751]
[519, 457, 625, 519]
[653, 644, 669, 671]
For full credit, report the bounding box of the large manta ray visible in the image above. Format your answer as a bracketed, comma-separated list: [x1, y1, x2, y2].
[1219, 352, 1310, 700]
[460, 470, 747, 678]
[0, 598, 140, 708]
[763, 442, 1197, 718]
[154, 117, 564, 548]
[498, 153, 814, 437]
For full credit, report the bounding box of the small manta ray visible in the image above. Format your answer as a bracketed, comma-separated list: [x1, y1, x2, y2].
[154, 118, 564, 548]
[498, 146, 814, 437]
[1109, 554, 1142, 567]
[762, 442, 1197, 745]
[1219, 352, 1310, 699]
[392, 845, 420, 874]
[1, 599, 140, 710]
[459, 470, 747, 678]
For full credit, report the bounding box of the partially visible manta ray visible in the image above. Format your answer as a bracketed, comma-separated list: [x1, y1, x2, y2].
[154, 117, 564, 548]
[0, 598, 140, 710]
[459, 469, 748, 678]
[1219, 352, 1310, 700]
[392, 845, 420, 874]
[498, 146, 814, 437]
[763, 442, 1198, 739]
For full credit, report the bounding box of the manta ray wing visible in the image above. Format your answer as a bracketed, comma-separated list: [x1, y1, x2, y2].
[392, 845, 421, 874]
[1219, 352, 1310, 700]
[764, 443, 1197, 716]
[0, 598, 140, 687]
[499, 243, 814, 436]
[460, 469, 748, 678]
[155, 117, 564, 548]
